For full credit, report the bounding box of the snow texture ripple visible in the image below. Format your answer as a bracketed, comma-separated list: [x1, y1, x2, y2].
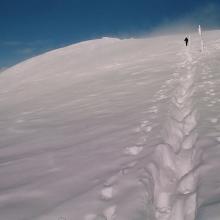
[1, 31, 220, 220]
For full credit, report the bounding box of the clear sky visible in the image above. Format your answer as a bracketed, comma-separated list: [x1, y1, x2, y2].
[1, 0, 220, 68]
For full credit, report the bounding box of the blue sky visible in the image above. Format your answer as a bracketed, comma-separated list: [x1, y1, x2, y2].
[1, 0, 220, 68]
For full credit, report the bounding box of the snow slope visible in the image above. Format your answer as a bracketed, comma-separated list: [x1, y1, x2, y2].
[1, 31, 220, 220]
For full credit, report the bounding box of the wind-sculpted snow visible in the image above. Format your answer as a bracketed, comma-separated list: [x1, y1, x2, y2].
[144, 49, 199, 220]
[1, 32, 220, 220]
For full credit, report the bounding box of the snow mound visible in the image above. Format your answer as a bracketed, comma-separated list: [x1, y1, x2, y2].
[1, 30, 220, 220]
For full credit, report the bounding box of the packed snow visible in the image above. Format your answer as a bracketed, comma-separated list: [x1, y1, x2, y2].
[1, 30, 220, 220]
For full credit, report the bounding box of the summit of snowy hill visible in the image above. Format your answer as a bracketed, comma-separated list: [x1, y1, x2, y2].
[1, 30, 220, 220]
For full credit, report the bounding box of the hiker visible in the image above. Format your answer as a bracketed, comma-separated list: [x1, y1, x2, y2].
[184, 37, 189, 46]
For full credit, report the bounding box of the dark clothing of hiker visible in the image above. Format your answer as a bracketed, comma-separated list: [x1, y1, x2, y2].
[184, 37, 189, 46]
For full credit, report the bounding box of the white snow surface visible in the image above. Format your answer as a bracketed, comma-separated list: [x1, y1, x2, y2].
[1, 32, 220, 220]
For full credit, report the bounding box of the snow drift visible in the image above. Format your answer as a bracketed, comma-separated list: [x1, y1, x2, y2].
[1, 31, 220, 220]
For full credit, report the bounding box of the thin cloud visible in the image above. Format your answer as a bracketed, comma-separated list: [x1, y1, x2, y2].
[16, 48, 35, 55]
[1, 39, 51, 48]
[2, 41, 23, 46]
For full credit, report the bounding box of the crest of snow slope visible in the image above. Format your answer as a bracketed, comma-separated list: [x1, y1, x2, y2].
[0, 32, 220, 220]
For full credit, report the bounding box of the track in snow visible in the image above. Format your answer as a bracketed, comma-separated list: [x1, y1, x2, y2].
[83, 46, 203, 220]
[143, 47, 203, 220]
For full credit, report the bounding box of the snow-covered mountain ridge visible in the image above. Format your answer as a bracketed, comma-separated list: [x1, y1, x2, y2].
[1, 31, 220, 220]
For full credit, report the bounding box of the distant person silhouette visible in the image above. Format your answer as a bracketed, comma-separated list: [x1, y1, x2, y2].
[184, 37, 189, 46]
